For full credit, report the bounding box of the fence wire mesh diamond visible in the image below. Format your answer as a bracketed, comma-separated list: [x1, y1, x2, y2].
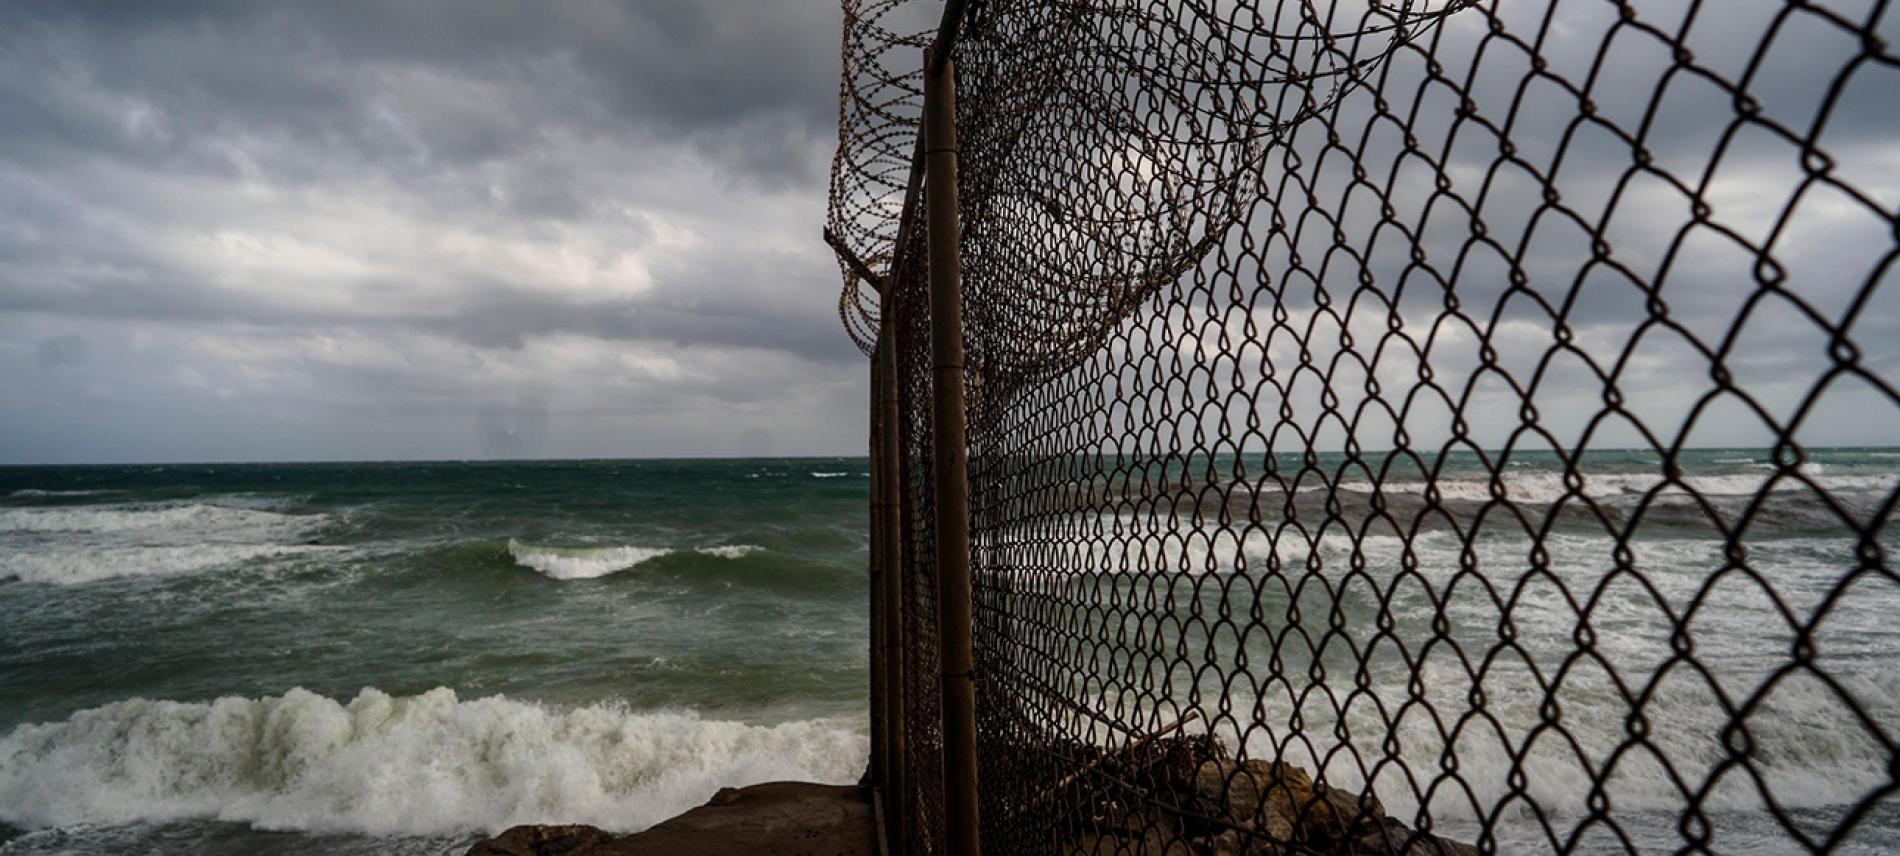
[834, 1, 1900, 853]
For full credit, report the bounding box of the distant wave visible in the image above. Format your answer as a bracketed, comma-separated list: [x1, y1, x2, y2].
[810, 472, 851, 478]
[0, 502, 319, 536]
[1324, 469, 1897, 505]
[507, 540, 764, 580]
[7, 489, 112, 498]
[0, 543, 339, 586]
[0, 687, 865, 837]
[0, 503, 334, 585]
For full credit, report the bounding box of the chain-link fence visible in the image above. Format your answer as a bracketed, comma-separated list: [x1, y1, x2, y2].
[832, 1, 1900, 853]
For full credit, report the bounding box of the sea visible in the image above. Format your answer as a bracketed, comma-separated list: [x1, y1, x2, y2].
[1, 451, 1897, 854]
[0, 459, 874, 855]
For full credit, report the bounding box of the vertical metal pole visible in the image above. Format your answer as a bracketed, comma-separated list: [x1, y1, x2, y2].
[924, 47, 981, 856]
[876, 308, 908, 854]
[867, 347, 887, 789]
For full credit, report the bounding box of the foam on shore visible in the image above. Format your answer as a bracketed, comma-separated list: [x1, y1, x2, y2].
[0, 687, 866, 836]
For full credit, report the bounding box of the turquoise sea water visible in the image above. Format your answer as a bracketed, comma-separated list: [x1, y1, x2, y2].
[0, 459, 874, 855]
[1, 451, 1897, 854]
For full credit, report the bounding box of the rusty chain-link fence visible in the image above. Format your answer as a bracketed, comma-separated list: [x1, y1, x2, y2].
[830, 1, 1900, 853]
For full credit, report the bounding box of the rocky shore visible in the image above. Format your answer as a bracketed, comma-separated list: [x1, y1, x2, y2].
[462, 739, 1479, 856]
[465, 781, 875, 856]
[1034, 732, 1479, 855]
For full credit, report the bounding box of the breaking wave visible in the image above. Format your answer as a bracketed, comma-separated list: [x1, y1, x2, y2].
[507, 540, 765, 580]
[0, 687, 865, 836]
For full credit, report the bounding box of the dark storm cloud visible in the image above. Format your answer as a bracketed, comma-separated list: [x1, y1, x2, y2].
[0, 0, 838, 169]
[0, 0, 862, 463]
[2, 0, 1893, 463]
[1152, 0, 1900, 450]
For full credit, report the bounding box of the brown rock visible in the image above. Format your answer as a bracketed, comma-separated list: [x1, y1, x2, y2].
[462, 781, 873, 856]
[1207, 830, 1245, 856]
[1191, 758, 1302, 841]
[466, 824, 618, 856]
[1191, 758, 1392, 849]
[1138, 826, 1197, 856]
[1205, 828, 1285, 855]
[1304, 779, 1387, 846]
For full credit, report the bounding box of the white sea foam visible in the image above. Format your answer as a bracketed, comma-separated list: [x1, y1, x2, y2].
[507, 541, 764, 579]
[0, 502, 334, 585]
[0, 503, 321, 537]
[1041, 510, 1900, 844]
[1329, 468, 1898, 504]
[1219, 658, 1900, 846]
[0, 544, 339, 586]
[508, 540, 671, 580]
[810, 472, 850, 478]
[0, 687, 866, 836]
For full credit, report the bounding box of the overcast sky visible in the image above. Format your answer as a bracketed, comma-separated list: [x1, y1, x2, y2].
[0, 0, 857, 463]
[1, 0, 1894, 464]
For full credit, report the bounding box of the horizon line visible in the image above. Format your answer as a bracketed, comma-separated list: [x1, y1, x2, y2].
[3, 444, 1896, 469]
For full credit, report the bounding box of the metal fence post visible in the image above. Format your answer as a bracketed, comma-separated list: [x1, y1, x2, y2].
[924, 46, 981, 856]
[867, 349, 887, 791]
[876, 315, 908, 854]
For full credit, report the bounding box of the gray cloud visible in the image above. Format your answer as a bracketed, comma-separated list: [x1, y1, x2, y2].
[0, 0, 865, 463]
[2, 0, 1893, 464]
[1028, 0, 1899, 453]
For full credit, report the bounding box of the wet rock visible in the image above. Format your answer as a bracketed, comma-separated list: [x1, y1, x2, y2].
[1191, 757, 1389, 849]
[467, 824, 618, 856]
[462, 782, 873, 856]
[1305, 777, 1387, 846]
[1204, 828, 1279, 856]
[1192, 758, 1300, 841]
[1043, 731, 1474, 856]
